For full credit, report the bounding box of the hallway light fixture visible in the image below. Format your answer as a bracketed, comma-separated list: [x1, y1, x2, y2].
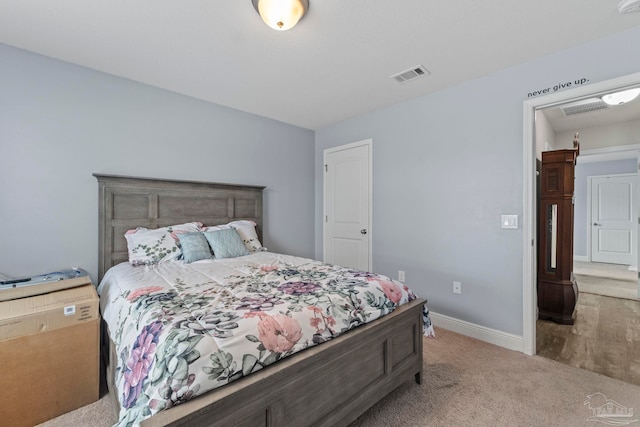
[252, 0, 309, 31]
[601, 88, 640, 105]
[618, 0, 640, 14]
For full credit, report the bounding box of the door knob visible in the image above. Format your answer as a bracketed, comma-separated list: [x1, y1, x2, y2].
[360, 229, 367, 235]
[593, 223, 601, 226]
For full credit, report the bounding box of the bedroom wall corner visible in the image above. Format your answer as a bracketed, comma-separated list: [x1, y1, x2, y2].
[0, 43, 316, 283]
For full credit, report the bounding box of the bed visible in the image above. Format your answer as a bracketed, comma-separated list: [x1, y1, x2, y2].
[95, 174, 432, 427]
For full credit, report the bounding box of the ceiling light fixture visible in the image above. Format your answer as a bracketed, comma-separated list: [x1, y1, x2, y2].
[252, 0, 309, 31]
[601, 88, 640, 105]
[618, 0, 640, 14]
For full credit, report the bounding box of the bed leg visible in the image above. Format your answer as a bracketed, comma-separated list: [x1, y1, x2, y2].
[414, 371, 422, 385]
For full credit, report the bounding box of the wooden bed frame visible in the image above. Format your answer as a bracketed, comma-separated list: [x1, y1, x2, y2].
[95, 174, 424, 427]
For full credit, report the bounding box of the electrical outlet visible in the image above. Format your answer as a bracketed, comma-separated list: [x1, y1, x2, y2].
[398, 270, 405, 282]
[453, 281, 462, 294]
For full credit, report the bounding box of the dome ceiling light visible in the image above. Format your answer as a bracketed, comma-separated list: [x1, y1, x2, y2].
[618, 0, 640, 14]
[601, 88, 640, 105]
[252, 0, 309, 31]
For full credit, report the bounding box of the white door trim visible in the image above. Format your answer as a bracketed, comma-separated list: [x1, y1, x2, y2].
[522, 72, 640, 356]
[323, 139, 373, 271]
[587, 173, 637, 265]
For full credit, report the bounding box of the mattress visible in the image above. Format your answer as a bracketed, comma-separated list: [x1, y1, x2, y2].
[98, 251, 433, 426]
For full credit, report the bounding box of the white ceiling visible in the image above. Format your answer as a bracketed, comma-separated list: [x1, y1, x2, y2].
[542, 87, 640, 132]
[1, 1, 640, 130]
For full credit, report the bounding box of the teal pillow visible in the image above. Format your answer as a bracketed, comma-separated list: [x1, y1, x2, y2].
[177, 232, 213, 263]
[203, 228, 250, 259]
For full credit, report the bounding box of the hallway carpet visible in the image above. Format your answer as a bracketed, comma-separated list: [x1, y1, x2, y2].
[574, 261, 638, 300]
[537, 292, 640, 386]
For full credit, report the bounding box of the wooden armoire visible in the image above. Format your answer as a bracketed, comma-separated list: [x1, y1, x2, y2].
[537, 141, 579, 325]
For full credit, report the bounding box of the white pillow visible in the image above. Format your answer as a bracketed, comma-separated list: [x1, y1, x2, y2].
[201, 224, 231, 232]
[125, 222, 202, 266]
[227, 220, 265, 252]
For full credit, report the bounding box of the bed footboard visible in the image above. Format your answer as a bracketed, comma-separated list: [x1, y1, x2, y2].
[107, 298, 424, 427]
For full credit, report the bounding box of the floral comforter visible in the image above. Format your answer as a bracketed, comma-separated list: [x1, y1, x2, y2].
[98, 252, 434, 426]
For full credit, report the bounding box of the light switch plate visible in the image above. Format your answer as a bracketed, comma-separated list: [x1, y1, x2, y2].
[501, 214, 518, 229]
[453, 281, 462, 294]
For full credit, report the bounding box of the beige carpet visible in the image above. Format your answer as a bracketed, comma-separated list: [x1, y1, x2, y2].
[574, 273, 638, 300]
[537, 292, 640, 386]
[574, 261, 636, 282]
[38, 328, 640, 427]
[574, 261, 638, 301]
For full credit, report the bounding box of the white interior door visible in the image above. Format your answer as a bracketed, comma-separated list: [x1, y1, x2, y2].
[590, 174, 637, 265]
[323, 140, 372, 271]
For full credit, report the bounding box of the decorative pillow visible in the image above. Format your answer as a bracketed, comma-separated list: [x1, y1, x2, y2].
[125, 222, 202, 266]
[177, 232, 213, 263]
[201, 224, 231, 232]
[203, 228, 250, 259]
[227, 220, 265, 252]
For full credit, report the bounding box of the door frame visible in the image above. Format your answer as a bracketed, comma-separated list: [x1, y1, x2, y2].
[587, 173, 638, 265]
[522, 72, 640, 356]
[322, 138, 373, 271]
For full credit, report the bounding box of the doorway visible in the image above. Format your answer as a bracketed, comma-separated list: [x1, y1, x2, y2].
[522, 71, 640, 356]
[589, 173, 637, 265]
[578, 164, 639, 301]
[526, 75, 640, 385]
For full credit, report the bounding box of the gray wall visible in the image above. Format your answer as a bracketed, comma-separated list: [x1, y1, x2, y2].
[315, 25, 640, 336]
[574, 159, 638, 258]
[0, 43, 315, 284]
[557, 119, 640, 151]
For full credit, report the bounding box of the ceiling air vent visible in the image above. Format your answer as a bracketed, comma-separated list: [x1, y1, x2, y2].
[561, 98, 609, 116]
[391, 65, 430, 84]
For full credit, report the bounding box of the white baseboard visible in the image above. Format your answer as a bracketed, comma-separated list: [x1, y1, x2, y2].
[573, 255, 589, 262]
[429, 312, 523, 353]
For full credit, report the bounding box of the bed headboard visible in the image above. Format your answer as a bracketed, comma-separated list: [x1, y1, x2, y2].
[94, 174, 265, 281]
